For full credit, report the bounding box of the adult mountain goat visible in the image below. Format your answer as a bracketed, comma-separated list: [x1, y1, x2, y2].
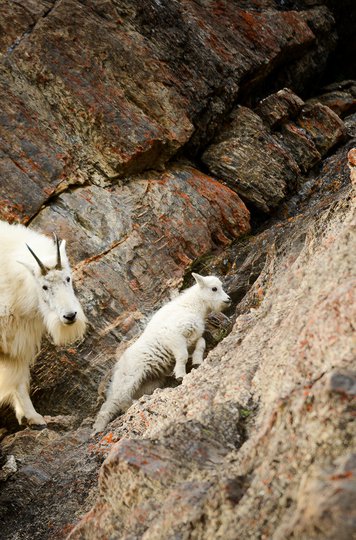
[93, 273, 231, 433]
[0, 221, 87, 428]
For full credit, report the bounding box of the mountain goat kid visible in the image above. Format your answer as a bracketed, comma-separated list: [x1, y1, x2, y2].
[0, 221, 87, 428]
[93, 273, 231, 433]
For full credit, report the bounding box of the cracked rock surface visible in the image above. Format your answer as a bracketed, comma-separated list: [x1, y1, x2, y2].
[0, 1, 355, 539]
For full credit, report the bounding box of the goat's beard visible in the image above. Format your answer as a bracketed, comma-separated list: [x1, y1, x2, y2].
[45, 308, 87, 346]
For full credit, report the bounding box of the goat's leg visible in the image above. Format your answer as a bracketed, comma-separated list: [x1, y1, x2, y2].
[192, 337, 206, 366]
[13, 382, 46, 428]
[170, 340, 189, 381]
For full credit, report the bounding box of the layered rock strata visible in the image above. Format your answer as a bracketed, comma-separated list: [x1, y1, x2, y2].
[0, 1, 355, 539]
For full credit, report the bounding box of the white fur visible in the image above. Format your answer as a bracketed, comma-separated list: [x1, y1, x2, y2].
[93, 274, 231, 433]
[0, 220, 87, 427]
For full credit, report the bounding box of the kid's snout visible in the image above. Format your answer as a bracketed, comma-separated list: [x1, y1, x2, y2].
[224, 295, 232, 305]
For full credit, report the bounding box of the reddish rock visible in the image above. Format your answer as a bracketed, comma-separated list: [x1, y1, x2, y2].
[296, 102, 347, 156]
[0, 83, 74, 223]
[308, 80, 356, 117]
[28, 164, 250, 419]
[255, 88, 348, 175]
[69, 151, 355, 540]
[70, 409, 245, 539]
[255, 87, 305, 128]
[0, 2, 352, 539]
[254, 88, 321, 174]
[32, 164, 250, 265]
[203, 91, 347, 213]
[348, 148, 356, 167]
[278, 122, 321, 173]
[0, 0, 337, 222]
[347, 148, 356, 185]
[202, 106, 300, 212]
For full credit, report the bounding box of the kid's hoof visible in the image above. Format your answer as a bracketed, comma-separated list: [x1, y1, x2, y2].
[176, 377, 183, 384]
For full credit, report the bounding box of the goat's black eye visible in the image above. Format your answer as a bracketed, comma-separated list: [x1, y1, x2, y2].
[66, 277, 70, 283]
[42, 285, 48, 291]
[212, 287, 217, 292]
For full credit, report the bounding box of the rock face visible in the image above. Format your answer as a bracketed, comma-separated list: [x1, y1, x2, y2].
[0, 1, 355, 539]
[30, 165, 250, 420]
[202, 89, 347, 212]
[67, 143, 356, 540]
[0, 0, 336, 223]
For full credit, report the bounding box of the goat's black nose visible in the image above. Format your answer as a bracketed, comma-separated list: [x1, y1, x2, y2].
[63, 311, 77, 323]
[224, 296, 232, 304]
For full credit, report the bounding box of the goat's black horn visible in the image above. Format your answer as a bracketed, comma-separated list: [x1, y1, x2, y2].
[53, 233, 62, 270]
[26, 244, 48, 275]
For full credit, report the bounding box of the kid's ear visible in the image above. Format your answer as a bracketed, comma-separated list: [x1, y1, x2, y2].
[59, 239, 69, 264]
[59, 239, 67, 255]
[192, 273, 206, 288]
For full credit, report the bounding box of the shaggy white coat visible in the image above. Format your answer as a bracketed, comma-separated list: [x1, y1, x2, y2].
[0, 220, 87, 427]
[93, 273, 231, 433]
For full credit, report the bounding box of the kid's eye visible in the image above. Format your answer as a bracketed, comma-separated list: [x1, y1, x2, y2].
[212, 287, 217, 292]
[66, 277, 71, 283]
[42, 285, 48, 291]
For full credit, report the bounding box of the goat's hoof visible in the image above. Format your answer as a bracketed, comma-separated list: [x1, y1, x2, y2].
[27, 415, 47, 430]
[29, 423, 47, 431]
[176, 377, 183, 384]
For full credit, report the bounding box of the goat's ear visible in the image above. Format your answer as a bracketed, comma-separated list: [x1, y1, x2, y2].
[192, 273, 206, 288]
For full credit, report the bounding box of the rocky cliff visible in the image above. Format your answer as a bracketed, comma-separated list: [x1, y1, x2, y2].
[0, 1, 355, 539]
